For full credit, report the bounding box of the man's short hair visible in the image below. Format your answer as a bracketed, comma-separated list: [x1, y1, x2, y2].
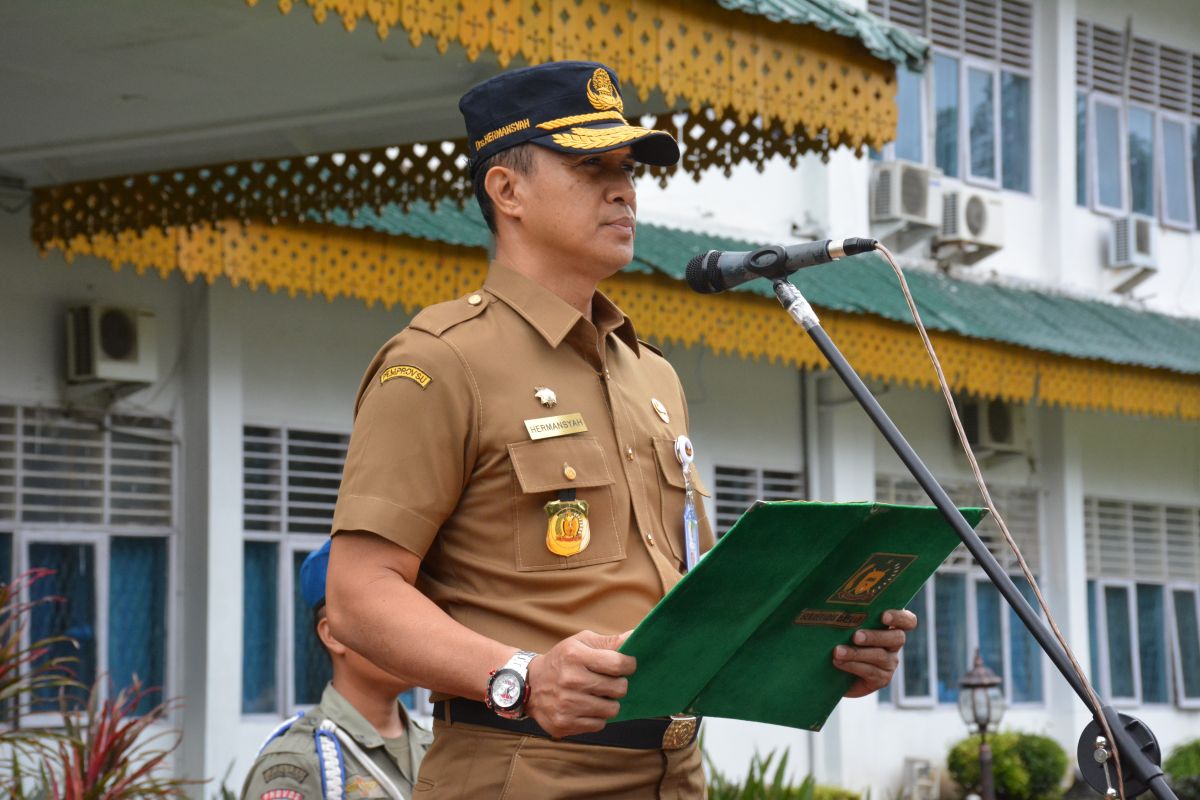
[473, 143, 536, 234]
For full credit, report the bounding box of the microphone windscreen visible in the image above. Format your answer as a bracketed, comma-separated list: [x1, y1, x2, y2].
[686, 251, 722, 294]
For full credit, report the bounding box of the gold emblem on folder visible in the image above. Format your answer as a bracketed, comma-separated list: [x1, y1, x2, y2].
[828, 553, 916, 606]
[545, 499, 591, 557]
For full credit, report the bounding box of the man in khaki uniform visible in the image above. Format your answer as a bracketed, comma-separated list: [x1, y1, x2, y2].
[242, 541, 431, 800]
[327, 61, 917, 798]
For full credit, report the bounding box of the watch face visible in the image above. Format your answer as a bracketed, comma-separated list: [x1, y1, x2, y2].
[490, 670, 523, 709]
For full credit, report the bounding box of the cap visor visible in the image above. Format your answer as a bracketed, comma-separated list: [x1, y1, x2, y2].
[532, 121, 679, 167]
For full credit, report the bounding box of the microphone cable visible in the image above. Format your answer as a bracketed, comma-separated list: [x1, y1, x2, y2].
[871, 242, 1125, 799]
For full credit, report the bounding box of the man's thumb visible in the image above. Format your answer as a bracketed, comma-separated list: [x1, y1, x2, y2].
[585, 629, 632, 650]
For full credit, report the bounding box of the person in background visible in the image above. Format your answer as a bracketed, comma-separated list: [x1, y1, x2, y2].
[240, 540, 431, 800]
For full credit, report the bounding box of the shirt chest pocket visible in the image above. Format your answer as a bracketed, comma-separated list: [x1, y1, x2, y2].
[506, 436, 626, 571]
[651, 437, 712, 566]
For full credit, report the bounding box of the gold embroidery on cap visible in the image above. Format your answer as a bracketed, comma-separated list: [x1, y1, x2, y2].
[586, 67, 624, 113]
[550, 125, 672, 150]
[380, 365, 432, 388]
[537, 110, 625, 130]
[474, 118, 531, 151]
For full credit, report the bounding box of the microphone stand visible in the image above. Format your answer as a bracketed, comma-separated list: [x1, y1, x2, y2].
[771, 279, 1175, 800]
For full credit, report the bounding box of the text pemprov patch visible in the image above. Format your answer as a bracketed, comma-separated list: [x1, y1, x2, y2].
[380, 365, 432, 388]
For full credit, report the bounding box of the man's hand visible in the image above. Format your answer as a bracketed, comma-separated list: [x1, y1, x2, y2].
[833, 609, 916, 698]
[524, 630, 635, 738]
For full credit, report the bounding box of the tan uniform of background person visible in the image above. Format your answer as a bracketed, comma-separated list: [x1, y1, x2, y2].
[327, 60, 918, 799]
[241, 540, 432, 800]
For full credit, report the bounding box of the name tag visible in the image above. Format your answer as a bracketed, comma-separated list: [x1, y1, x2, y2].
[524, 413, 588, 440]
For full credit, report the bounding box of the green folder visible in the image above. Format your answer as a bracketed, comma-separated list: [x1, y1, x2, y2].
[615, 500, 987, 730]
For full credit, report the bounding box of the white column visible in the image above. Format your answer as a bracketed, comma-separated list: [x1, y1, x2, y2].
[1040, 0, 1080, 289]
[1038, 405, 1094, 750]
[178, 281, 245, 791]
[809, 373, 879, 788]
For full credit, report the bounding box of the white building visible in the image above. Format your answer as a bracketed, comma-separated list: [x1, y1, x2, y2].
[0, 0, 1197, 796]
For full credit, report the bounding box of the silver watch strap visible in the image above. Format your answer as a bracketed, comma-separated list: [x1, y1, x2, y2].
[505, 650, 537, 678]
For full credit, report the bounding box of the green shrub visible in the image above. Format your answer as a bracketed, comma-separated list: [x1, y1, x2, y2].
[947, 731, 1067, 800]
[704, 747, 859, 800]
[813, 785, 861, 800]
[1165, 738, 1200, 800]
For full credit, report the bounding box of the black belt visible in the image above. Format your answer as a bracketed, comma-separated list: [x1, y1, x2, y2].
[433, 699, 700, 751]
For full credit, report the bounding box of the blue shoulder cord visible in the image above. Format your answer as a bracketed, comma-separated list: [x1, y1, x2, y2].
[254, 711, 347, 800]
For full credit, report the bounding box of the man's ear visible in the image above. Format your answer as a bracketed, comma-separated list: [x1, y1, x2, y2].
[317, 615, 348, 657]
[484, 164, 524, 225]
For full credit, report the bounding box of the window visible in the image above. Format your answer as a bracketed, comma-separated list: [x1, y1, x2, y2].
[1128, 106, 1156, 217]
[0, 406, 175, 716]
[1086, 499, 1200, 707]
[1077, 22, 1200, 227]
[870, 0, 1033, 193]
[894, 67, 926, 163]
[1160, 115, 1195, 227]
[712, 465, 804, 537]
[1076, 92, 1088, 206]
[934, 53, 960, 178]
[1170, 587, 1200, 706]
[242, 425, 345, 715]
[966, 64, 998, 184]
[875, 476, 1044, 706]
[1090, 95, 1127, 214]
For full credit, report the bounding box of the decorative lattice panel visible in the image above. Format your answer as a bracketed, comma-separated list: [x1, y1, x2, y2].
[30, 107, 853, 249]
[249, 0, 897, 141]
[39, 220, 1200, 421]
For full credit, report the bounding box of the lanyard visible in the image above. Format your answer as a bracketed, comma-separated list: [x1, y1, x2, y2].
[674, 435, 701, 572]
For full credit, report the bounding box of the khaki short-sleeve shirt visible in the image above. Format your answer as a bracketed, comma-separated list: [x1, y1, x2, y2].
[331, 264, 714, 655]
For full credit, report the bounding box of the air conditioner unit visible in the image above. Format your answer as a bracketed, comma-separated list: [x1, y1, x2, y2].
[1105, 216, 1158, 294]
[65, 305, 158, 384]
[870, 161, 942, 229]
[939, 190, 1004, 251]
[952, 396, 1027, 456]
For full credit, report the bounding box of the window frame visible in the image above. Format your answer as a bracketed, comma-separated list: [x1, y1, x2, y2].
[1126, 101, 1158, 220]
[1168, 584, 1200, 709]
[1088, 92, 1130, 216]
[282, 533, 331, 714]
[887, 567, 1048, 709]
[1093, 578, 1143, 706]
[893, 581, 937, 708]
[15, 527, 176, 727]
[1157, 112, 1195, 230]
[960, 58, 1002, 189]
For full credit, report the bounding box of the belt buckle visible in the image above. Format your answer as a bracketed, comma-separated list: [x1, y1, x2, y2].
[662, 714, 698, 750]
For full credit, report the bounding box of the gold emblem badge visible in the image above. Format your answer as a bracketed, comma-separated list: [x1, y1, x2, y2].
[651, 398, 670, 424]
[828, 553, 917, 606]
[534, 387, 558, 408]
[586, 67, 624, 113]
[545, 499, 591, 557]
[662, 715, 698, 750]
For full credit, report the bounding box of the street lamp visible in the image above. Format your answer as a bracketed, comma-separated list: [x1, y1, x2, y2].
[958, 650, 1006, 800]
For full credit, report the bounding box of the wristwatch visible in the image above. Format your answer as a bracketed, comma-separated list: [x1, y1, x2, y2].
[486, 650, 537, 720]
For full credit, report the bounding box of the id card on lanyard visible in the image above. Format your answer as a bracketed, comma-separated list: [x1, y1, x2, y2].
[674, 434, 701, 572]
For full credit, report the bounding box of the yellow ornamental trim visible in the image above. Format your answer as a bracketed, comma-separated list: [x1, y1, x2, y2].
[245, 0, 899, 152]
[40, 223, 1200, 422]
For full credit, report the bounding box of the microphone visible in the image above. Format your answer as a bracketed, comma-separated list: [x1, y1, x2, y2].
[685, 237, 878, 294]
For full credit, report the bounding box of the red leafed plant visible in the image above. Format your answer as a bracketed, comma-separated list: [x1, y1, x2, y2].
[0, 570, 197, 798]
[40, 679, 193, 799]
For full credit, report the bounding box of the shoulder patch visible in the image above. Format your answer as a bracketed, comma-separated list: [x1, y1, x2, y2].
[409, 292, 490, 337]
[638, 338, 665, 358]
[263, 763, 309, 784]
[380, 364, 432, 388]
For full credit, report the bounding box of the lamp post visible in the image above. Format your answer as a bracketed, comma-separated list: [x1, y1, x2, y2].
[958, 650, 1006, 800]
